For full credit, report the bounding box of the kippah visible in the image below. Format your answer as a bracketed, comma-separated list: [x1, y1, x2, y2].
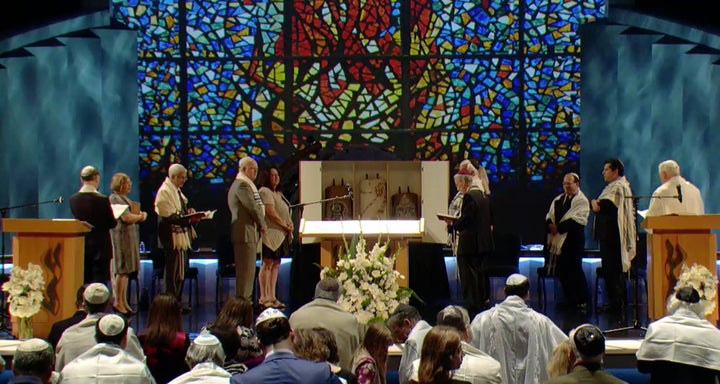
[506, 273, 528, 286]
[17, 338, 51, 352]
[193, 332, 221, 346]
[98, 314, 125, 337]
[257, 307, 286, 325]
[456, 168, 474, 176]
[80, 165, 99, 178]
[675, 286, 701, 303]
[83, 283, 110, 305]
[571, 324, 605, 357]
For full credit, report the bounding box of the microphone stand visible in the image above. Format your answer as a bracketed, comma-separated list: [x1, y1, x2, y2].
[603, 193, 678, 336]
[0, 197, 64, 333]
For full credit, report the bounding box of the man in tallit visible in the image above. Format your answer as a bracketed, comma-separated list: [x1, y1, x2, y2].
[644, 160, 704, 217]
[447, 159, 491, 256]
[591, 158, 636, 314]
[154, 163, 200, 306]
[636, 286, 720, 383]
[545, 172, 590, 311]
[469, 274, 567, 384]
[228, 156, 266, 299]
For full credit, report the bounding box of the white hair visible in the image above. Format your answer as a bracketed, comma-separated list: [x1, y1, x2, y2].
[238, 157, 256, 173]
[168, 163, 187, 177]
[658, 160, 680, 178]
[459, 159, 491, 194]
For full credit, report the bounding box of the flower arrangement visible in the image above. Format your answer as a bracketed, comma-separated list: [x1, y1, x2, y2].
[674, 263, 718, 316]
[1, 263, 45, 339]
[320, 234, 413, 325]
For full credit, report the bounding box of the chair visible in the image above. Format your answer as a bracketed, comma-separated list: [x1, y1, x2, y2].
[594, 266, 647, 313]
[215, 236, 236, 312]
[149, 249, 164, 298]
[185, 266, 200, 308]
[484, 232, 521, 301]
[536, 265, 558, 311]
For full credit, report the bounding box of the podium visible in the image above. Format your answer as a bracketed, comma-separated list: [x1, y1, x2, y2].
[643, 214, 720, 322]
[2, 219, 90, 339]
[298, 219, 425, 288]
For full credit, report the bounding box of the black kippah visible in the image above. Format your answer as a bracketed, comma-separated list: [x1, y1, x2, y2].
[675, 286, 701, 303]
[573, 325, 605, 357]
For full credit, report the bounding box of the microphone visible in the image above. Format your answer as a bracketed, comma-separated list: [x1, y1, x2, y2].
[676, 185, 682, 203]
[346, 185, 353, 200]
[54, 196, 64, 204]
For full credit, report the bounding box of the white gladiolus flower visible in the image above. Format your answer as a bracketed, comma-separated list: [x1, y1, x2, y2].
[1, 263, 45, 319]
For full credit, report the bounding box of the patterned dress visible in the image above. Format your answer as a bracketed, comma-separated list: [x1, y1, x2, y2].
[109, 193, 141, 274]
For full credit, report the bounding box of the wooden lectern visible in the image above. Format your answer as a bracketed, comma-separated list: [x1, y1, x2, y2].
[643, 214, 720, 322]
[2, 219, 90, 339]
[298, 219, 425, 288]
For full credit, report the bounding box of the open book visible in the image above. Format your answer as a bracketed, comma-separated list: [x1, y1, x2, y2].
[436, 212, 459, 221]
[182, 210, 217, 220]
[111, 204, 129, 219]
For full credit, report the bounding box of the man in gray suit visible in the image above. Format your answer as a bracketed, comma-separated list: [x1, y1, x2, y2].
[228, 157, 266, 299]
[289, 277, 364, 371]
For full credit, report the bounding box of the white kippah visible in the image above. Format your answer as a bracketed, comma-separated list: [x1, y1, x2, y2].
[17, 338, 50, 352]
[193, 333, 221, 346]
[80, 165, 99, 178]
[83, 283, 110, 305]
[257, 307, 286, 325]
[506, 273, 528, 286]
[98, 314, 125, 337]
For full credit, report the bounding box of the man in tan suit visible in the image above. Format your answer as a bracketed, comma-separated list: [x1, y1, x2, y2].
[289, 277, 365, 371]
[227, 157, 266, 299]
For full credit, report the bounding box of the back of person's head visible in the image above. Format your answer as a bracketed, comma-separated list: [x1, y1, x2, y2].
[235, 325, 262, 363]
[361, 323, 393, 364]
[83, 283, 111, 314]
[313, 327, 341, 365]
[436, 305, 470, 341]
[458, 160, 478, 176]
[418, 325, 463, 384]
[658, 160, 681, 178]
[255, 308, 290, 346]
[667, 286, 706, 317]
[186, 332, 225, 368]
[110, 172, 130, 193]
[212, 296, 254, 331]
[569, 324, 605, 363]
[145, 293, 183, 346]
[315, 277, 342, 301]
[504, 273, 530, 298]
[547, 339, 575, 378]
[293, 328, 330, 362]
[95, 314, 128, 345]
[604, 158, 625, 176]
[13, 338, 54, 381]
[387, 304, 421, 342]
[80, 165, 99, 181]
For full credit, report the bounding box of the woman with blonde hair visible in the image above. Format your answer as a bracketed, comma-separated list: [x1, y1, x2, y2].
[547, 339, 575, 378]
[416, 326, 463, 384]
[109, 172, 147, 315]
[352, 323, 393, 384]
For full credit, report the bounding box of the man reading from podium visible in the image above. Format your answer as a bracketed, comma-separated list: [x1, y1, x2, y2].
[591, 158, 636, 315]
[644, 160, 704, 217]
[154, 164, 200, 306]
[70, 165, 117, 284]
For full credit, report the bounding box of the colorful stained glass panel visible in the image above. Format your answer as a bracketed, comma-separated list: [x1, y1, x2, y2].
[139, 134, 182, 179]
[526, 130, 580, 181]
[138, 61, 181, 131]
[523, 0, 605, 54]
[112, 0, 180, 57]
[523, 56, 580, 129]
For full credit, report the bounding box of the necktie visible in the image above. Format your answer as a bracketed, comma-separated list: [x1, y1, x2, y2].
[178, 190, 187, 214]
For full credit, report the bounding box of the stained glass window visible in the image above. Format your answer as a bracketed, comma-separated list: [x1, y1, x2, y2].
[523, 56, 581, 129]
[113, 0, 181, 57]
[139, 134, 182, 179]
[138, 61, 181, 132]
[526, 130, 580, 181]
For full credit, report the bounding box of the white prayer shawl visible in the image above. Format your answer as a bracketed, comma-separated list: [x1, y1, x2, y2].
[545, 190, 589, 258]
[645, 175, 704, 217]
[154, 177, 195, 250]
[636, 307, 720, 371]
[167, 362, 231, 384]
[59, 343, 155, 384]
[470, 296, 567, 384]
[398, 320, 432, 384]
[597, 176, 636, 272]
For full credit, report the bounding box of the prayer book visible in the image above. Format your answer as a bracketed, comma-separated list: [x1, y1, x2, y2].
[436, 212, 459, 221]
[111, 204, 129, 219]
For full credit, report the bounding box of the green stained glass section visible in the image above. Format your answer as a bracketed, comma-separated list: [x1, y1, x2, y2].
[187, 60, 285, 133]
[139, 134, 182, 179]
[414, 131, 520, 182]
[290, 0, 402, 57]
[186, 0, 284, 58]
[139, 61, 181, 132]
[526, 130, 580, 181]
[523, 0, 605, 54]
[112, 0, 180, 57]
[409, 58, 520, 131]
[292, 59, 402, 131]
[411, 0, 518, 55]
[523, 56, 580, 129]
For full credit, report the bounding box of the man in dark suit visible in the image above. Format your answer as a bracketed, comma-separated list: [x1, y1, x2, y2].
[46, 284, 87, 349]
[450, 168, 493, 316]
[227, 157, 266, 300]
[232, 308, 341, 384]
[69, 165, 117, 284]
